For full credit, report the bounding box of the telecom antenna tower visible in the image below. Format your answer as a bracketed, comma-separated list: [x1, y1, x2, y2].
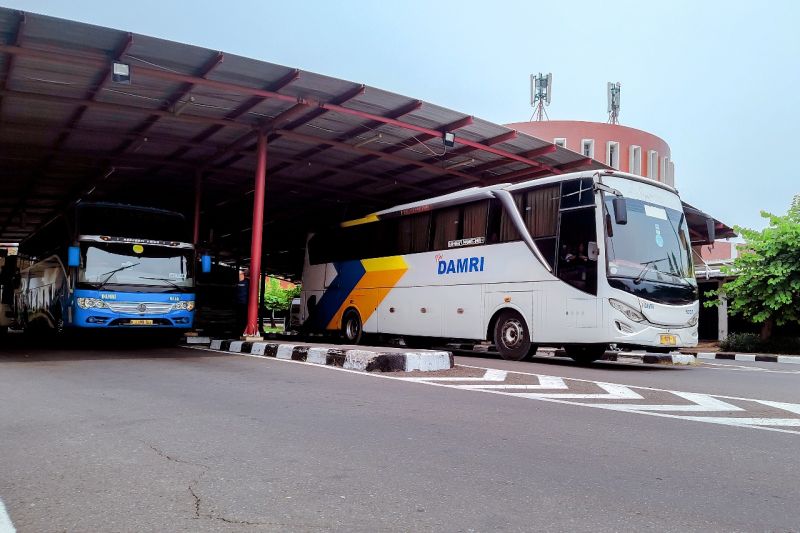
[530, 73, 552, 121]
[607, 81, 621, 124]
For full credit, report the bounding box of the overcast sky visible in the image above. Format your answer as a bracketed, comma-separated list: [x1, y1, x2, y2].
[6, 0, 799, 231]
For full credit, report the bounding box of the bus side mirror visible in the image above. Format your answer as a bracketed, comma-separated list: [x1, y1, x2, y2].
[612, 197, 628, 225]
[706, 219, 716, 244]
[67, 246, 81, 267]
[201, 254, 212, 273]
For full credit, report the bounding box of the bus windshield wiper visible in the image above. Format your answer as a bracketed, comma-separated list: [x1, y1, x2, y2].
[138, 276, 187, 292]
[633, 257, 668, 285]
[93, 263, 140, 290]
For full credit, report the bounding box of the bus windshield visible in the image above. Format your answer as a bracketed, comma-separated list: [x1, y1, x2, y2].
[604, 196, 695, 287]
[78, 242, 193, 291]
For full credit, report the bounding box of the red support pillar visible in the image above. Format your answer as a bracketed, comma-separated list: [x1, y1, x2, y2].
[193, 170, 203, 246]
[243, 131, 267, 338]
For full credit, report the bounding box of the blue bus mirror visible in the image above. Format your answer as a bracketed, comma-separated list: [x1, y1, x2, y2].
[201, 254, 212, 273]
[67, 246, 81, 267]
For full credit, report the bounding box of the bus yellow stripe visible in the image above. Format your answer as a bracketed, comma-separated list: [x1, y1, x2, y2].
[325, 256, 408, 330]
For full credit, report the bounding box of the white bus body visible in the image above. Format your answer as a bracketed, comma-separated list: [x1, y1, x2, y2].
[300, 171, 699, 361]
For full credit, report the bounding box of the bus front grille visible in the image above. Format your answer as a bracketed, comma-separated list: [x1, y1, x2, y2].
[106, 302, 174, 314]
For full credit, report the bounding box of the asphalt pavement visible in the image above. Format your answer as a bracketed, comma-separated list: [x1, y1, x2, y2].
[1, 336, 799, 532]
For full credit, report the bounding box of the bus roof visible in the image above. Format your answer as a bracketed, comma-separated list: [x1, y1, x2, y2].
[367, 170, 677, 220]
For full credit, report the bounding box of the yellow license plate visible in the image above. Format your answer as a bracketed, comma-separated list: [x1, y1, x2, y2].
[130, 319, 154, 326]
[660, 334, 677, 346]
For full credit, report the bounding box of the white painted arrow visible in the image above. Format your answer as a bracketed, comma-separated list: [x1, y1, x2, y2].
[591, 392, 743, 412]
[517, 383, 643, 400]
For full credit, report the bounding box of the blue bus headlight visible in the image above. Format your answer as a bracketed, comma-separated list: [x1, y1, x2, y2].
[609, 298, 646, 323]
[76, 298, 109, 309]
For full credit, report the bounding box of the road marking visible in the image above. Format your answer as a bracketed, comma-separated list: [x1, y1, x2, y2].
[702, 362, 800, 375]
[592, 392, 743, 412]
[400, 368, 508, 382]
[187, 346, 800, 436]
[517, 383, 643, 400]
[0, 499, 15, 533]
[459, 376, 567, 390]
[681, 417, 800, 427]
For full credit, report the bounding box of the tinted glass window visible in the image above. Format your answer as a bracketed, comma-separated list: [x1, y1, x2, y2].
[560, 178, 595, 209]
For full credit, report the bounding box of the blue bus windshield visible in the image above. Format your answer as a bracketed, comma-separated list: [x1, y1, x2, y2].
[78, 242, 193, 291]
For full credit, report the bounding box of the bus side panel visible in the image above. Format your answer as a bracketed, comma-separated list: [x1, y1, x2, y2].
[440, 284, 483, 339]
[377, 286, 442, 337]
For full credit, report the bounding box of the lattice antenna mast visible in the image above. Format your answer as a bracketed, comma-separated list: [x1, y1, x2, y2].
[607, 81, 621, 124]
[530, 73, 552, 121]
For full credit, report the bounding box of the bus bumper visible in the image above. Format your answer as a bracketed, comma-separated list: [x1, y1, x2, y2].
[72, 308, 195, 329]
[610, 320, 698, 349]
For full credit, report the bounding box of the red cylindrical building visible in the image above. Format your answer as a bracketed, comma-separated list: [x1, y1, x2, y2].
[506, 120, 674, 187]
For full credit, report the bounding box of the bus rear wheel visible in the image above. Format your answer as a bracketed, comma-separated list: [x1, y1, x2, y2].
[493, 310, 533, 361]
[341, 309, 363, 345]
[565, 344, 607, 364]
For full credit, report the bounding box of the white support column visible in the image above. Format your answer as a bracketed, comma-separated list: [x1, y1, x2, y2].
[717, 280, 728, 341]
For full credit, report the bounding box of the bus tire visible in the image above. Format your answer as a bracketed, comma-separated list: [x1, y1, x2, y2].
[565, 344, 607, 364]
[493, 309, 533, 361]
[341, 309, 363, 345]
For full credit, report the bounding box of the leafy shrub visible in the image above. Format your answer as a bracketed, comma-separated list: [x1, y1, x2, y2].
[720, 333, 800, 355]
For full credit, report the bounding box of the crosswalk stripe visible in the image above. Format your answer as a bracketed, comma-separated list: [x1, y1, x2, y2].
[681, 417, 800, 427]
[591, 392, 743, 412]
[755, 400, 800, 416]
[517, 383, 643, 400]
[459, 375, 566, 390]
[401, 368, 508, 382]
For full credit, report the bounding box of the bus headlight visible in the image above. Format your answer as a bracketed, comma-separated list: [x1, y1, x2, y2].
[172, 301, 196, 311]
[687, 313, 698, 327]
[76, 298, 109, 309]
[609, 298, 646, 323]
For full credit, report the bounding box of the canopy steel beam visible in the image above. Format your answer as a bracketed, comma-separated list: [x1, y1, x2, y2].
[116, 51, 225, 155]
[0, 44, 553, 172]
[274, 129, 480, 184]
[219, 84, 367, 169]
[0, 88, 250, 130]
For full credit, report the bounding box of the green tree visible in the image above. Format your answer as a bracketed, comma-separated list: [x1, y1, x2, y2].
[706, 195, 800, 340]
[262, 277, 300, 328]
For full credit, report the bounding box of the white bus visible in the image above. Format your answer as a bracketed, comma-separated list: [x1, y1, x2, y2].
[300, 170, 704, 362]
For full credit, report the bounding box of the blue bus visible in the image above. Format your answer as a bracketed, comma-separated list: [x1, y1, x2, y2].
[13, 203, 197, 333]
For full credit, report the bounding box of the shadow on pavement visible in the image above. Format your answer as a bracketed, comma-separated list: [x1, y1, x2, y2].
[0, 330, 224, 363]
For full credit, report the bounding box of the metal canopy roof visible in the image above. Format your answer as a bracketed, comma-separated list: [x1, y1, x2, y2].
[0, 8, 604, 273]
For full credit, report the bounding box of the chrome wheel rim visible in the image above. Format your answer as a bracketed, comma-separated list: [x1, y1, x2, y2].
[345, 318, 360, 340]
[501, 319, 524, 349]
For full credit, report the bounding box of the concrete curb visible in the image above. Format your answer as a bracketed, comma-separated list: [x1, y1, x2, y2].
[204, 338, 453, 372]
[691, 351, 800, 365]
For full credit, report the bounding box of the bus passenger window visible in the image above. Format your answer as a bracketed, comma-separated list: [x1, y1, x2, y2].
[397, 213, 431, 255]
[557, 208, 598, 295]
[432, 207, 460, 250]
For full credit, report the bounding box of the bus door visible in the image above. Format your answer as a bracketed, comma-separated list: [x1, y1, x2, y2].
[556, 180, 600, 331]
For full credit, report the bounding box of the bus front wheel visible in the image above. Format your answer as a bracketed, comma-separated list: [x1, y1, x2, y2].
[493, 310, 533, 361]
[341, 309, 363, 345]
[565, 344, 607, 364]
